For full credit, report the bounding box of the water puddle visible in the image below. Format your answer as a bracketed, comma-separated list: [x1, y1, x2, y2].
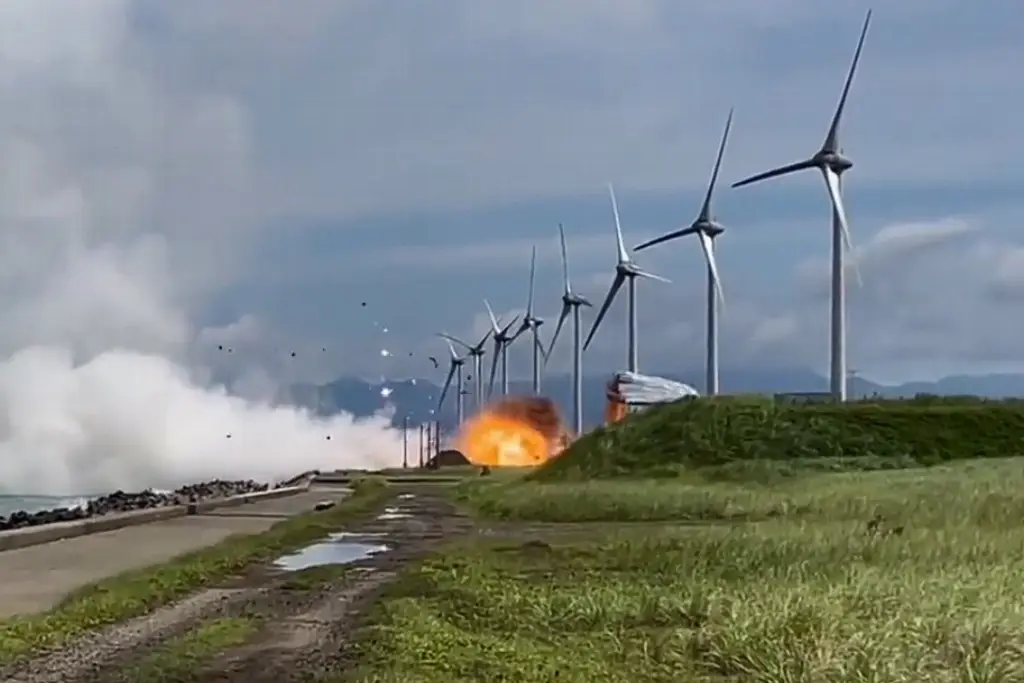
[273, 536, 390, 571]
[398, 493, 415, 500]
[376, 506, 412, 520]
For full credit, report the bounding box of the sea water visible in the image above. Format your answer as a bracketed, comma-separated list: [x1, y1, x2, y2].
[0, 495, 92, 516]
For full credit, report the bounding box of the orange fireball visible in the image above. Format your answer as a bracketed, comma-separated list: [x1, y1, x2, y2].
[456, 396, 571, 467]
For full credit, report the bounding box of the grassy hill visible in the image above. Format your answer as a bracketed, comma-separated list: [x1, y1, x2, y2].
[530, 396, 1024, 482]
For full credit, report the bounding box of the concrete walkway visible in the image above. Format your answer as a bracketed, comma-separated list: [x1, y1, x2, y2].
[0, 485, 352, 618]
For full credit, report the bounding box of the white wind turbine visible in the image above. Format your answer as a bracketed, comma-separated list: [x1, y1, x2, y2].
[731, 10, 872, 402]
[509, 246, 547, 394]
[634, 108, 733, 396]
[584, 184, 670, 372]
[483, 301, 518, 399]
[545, 223, 592, 434]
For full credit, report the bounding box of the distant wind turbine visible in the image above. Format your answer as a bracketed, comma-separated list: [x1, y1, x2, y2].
[436, 338, 466, 425]
[510, 246, 547, 394]
[731, 10, 872, 402]
[483, 301, 519, 399]
[439, 328, 492, 413]
[545, 223, 592, 434]
[584, 184, 670, 372]
[635, 108, 733, 396]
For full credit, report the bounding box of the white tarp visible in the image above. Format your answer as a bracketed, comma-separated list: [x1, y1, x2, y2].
[612, 372, 700, 405]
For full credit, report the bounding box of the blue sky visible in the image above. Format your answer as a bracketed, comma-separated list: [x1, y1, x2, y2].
[1, 0, 1023, 390]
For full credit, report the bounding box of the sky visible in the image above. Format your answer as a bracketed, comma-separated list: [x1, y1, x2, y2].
[4, 0, 1024, 394]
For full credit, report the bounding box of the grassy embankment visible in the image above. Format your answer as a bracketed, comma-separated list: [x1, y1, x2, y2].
[0, 475, 392, 665]
[348, 398, 1024, 682]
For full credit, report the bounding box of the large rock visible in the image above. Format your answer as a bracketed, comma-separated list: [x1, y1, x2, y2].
[0, 478, 279, 532]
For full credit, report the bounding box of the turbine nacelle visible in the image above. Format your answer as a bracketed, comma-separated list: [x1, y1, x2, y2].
[815, 149, 853, 173]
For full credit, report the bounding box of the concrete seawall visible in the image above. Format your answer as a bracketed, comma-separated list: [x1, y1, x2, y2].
[0, 483, 351, 618]
[0, 476, 316, 553]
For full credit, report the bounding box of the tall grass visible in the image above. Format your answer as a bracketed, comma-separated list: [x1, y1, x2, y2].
[352, 459, 1024, 682]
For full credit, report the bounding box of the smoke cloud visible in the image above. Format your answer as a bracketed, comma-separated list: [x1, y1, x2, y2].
[0, 1, 403, 495]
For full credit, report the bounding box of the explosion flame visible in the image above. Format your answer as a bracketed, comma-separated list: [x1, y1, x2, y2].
[455, 396, 572, 467]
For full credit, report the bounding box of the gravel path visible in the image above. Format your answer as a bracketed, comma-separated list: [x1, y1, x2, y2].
[0, 488, 473, 683]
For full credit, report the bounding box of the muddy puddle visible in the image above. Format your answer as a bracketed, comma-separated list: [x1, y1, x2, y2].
[274, 533, 391, 571]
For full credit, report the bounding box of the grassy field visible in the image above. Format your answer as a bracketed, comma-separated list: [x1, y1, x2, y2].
[0, 477, 391, 665]
[531, 396, 1024, 481]
[346, 399, 1024, 682]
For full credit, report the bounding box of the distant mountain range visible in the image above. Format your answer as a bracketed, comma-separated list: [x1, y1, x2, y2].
[285, 368, 1024, 432]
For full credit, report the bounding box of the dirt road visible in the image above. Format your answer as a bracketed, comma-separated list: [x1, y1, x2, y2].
[0, 487, 473, 683]
[0, 487, 354, 619]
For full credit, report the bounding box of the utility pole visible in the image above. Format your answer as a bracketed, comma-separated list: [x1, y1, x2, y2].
[402, 416, 409, 468]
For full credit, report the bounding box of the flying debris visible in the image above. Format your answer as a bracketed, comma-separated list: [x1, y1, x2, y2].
[380, 349, 391, 357]
[380, 387, 393, 399]
[217, 345, 223, 351]
[428, 356, 439, 369]
[361, 302, 367, 307]
[731, 9, 872, 402]
[322, 347, 326, 352]
[225, 433, 232, 439]
[466, 374, 472, 381]
[325, 435, 332, 440]
[584, 184, 670, 372]
[635, 108, 733, 396]
[290, 351, 297, 358]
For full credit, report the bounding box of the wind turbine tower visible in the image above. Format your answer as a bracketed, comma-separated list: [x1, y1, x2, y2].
[484, 301, 518, 399]
[635, 109, 733, 396]
[731, 10, 872, 402]
[584, 184, 670, 373]
[511, 246, 547, 394]
[436, 338, 466, 425]
[546, 223, 592, 434]
[439, 329, 492, 413]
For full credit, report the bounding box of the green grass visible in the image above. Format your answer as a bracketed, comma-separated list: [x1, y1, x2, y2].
[0, 478, 391, 665]
[534, 396, 1024, 481]
[118, 617, 258, 683]
[347, 459, 1024, 682]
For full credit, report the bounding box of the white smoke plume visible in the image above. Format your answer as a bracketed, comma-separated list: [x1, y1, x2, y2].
[0, 1, 403, 495]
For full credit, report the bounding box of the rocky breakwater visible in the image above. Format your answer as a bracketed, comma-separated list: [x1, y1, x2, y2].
[0, 479, 282, 532]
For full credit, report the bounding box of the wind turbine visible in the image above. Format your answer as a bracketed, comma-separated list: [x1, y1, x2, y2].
[545, 223, 592, 434]
[439, 328, 492, 413]
[436, 338, 466, 425]
[583, 184, 670, 372]
[510, 246, 547, 394]
[731, 10, 872, 402]
[483, 301, 519, 399]
[634, 109, 733, 396]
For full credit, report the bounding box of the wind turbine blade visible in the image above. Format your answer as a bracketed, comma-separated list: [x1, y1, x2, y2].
[558, 223, 571, 295]
[634, 226, 699, 252]
[732, 159, 817, 189]
[438, 333, 472, 353]
[584, 273, 625, 351]
[534, 329, 548, 362]
[474, 328, 493, 350]
[697, 231, 725, 306]
[699, 107, 734, 221]
[483, 299, 501, 333]
[823, 9, 872, 151]
[499, 315, 519, 337]
[487, 343, 501, 398]
[821, 167, 863, 287]
[607, 183, 629, 263]
[546, 303, 571, 361]
[438, 364, 456, 409]
[527, 245, 537, 315]
[635, 269, 671, 284]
